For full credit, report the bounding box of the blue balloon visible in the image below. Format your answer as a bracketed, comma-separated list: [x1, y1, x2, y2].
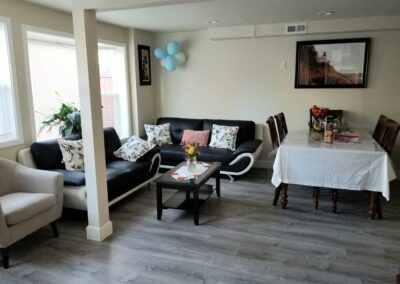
[166, 41, 181, 56]
[154, 48, 168, 59]
[164, 55, 177, 72]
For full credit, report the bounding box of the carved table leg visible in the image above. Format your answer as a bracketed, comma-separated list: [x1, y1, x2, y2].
[368, 192, 378, 220]
[375, 192, 382, 219]
[312, 187, 320, 210]
[273, 184, 282, 206]
[280, 183, 288, 209]
[331, 189, 338, 213]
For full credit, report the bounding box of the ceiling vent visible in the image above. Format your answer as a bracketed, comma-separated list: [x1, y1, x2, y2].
[285, 23, 307, 35]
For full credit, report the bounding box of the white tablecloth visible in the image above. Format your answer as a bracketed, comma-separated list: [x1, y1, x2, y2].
[271, 130, 396, 200]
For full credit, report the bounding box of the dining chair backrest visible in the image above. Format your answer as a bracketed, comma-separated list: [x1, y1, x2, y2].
[373, 115, 389, 144]
[380, 118, 400, 155]
[266, 116, 279, 150]
[274, 112, 287, 142]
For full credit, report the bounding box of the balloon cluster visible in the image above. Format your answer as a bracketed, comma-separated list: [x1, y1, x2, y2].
[154, 41, 186, 72]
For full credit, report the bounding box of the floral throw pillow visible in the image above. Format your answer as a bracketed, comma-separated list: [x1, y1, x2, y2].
[209, 124, 239, 151]
[114, 136, 155, 162]
[58, 139, 85, 171]
[144, 123, 172, 146]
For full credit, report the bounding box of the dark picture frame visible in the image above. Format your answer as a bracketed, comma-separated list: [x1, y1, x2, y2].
[295, 38, 370, 88]
[138, 45, 151, 85]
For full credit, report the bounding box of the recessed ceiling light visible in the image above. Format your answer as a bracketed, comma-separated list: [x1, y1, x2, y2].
[318, 11, 335, 16]
[207, 20, 219, 24]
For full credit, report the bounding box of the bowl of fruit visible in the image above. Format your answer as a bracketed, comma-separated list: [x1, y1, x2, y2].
[310, 105, 329, 131]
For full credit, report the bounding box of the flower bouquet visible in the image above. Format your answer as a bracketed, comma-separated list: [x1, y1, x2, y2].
[183, 142, 200, 172]
[310, 105, 329, 131]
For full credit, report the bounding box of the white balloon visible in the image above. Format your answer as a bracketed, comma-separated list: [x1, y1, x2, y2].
[175, 52, 186, 65]
[161, 58, 167, 68]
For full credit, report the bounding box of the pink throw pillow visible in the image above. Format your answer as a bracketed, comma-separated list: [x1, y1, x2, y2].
[181, 130, 210, 147]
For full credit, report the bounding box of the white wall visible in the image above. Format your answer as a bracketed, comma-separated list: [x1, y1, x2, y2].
[154, 28, 400, 167]
[0, 0, 129, 161]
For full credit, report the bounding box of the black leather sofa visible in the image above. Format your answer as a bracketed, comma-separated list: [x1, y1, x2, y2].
[155, 117, 262, 180]
[17, 128, 161, 210]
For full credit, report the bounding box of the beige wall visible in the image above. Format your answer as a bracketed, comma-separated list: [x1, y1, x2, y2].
[0, 0, 129, 160]
[153, 29, 400, 167]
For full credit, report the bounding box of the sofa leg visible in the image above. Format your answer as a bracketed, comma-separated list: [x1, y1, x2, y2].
[2, 248, 9, 269]
[227, 175, 234, 183]
[50, 222, 59, 238]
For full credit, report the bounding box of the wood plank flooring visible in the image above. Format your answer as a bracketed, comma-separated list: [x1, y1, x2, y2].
[1, 169, 400, 283]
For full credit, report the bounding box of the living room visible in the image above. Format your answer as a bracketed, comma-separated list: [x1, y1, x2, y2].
[1, 0, 400, 282]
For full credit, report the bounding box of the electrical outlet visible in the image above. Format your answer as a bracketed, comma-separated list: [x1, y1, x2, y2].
[280, 61, 287, 70]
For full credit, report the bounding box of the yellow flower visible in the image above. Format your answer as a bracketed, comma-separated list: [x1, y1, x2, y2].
[187, 146, 196, 155]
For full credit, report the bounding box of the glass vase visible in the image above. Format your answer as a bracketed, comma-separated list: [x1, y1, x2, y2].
[186, 157, 197, 172]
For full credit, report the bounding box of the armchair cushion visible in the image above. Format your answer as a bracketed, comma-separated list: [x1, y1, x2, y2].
[0, 192, 56, 226]
[233, 139, 262, 157]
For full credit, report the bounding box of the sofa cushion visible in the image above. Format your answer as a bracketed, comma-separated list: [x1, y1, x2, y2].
[104, 127, 122, 163]
[181, 130, 210, 147]
[157, 117, 203, 144]
[53, 169, 86, 186]
[202, 119, 255, 147]
[31, 135, 80, 170]
[0, 192, 56, 225]
[58, 139, 85, 171]
[197, 146, 234, 164]
[107, 159, 150, 174]
[159, 144, 186, 162]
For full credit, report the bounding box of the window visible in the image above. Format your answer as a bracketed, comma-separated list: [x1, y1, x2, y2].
[0, 19, 21, 147]
[26, 30, 130, 141]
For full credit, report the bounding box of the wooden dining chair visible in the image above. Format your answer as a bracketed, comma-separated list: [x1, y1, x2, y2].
[373, 115, 389, 145]
[274, 112, 287, 142]
[380, 118, 400, 155]
[267, 116, 281, 205]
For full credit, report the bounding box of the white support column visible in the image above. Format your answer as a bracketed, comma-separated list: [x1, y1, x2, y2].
[72, 8, 113, 241]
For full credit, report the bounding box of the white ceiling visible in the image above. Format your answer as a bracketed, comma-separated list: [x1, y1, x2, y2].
[24, 0, 400, 32]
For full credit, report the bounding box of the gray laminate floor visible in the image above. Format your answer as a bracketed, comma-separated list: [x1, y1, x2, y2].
[1, 169, 400, 284]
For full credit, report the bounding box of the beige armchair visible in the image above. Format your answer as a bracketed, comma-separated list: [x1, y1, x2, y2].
[0, 158, 63, 269]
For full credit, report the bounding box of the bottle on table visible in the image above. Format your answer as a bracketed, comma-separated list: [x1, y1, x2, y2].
[324, 116, 334, 144]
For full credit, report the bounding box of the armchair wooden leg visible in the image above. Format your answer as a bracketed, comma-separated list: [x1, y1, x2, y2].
[331, 189, 338, 213]
[50, 222, 59, 238]
[312, 187, 320, 209]
[2, 248, 9, 269]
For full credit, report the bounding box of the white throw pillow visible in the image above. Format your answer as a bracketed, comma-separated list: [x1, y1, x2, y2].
[144, 123, 172, 146]
[58, 139, 85, 171]
[209, 124, 239, 151]
[114, 136, 155, 162]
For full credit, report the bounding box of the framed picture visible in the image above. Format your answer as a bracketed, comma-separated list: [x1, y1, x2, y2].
[295, 38, 370, 88]
[138, 45, 151, 85]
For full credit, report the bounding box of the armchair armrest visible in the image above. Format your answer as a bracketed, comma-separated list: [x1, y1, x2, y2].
[0, 204, 9, 246]
[233, 139, 262, 157]
[13, 165, 64, 206]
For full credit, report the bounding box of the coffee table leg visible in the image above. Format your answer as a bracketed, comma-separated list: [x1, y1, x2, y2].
[193, 188, 199, 225]
[157, 184, 162, 220]
[280, 183, 288, 209]
[216, 169, 221, 198]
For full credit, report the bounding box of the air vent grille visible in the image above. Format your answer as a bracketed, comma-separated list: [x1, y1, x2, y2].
[285, 23, 307, 34]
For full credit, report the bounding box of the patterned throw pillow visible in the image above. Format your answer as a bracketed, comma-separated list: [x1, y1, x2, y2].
[58, 139, 85, 171]
[144, 123, 172, 146]
[209, 124, 239, 151]
[114, 136, 155, 162]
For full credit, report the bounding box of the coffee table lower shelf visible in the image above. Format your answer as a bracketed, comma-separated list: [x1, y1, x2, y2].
[163, 184, 214, 210]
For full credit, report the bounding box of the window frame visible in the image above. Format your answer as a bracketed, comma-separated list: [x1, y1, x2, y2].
[21, 25, 132, 142]
[0, 16, 23, 148]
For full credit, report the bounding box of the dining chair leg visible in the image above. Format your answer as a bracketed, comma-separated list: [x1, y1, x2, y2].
[280, 183, 288, 209]
[50, 222, 59, 238]
[331, 189, 338, 213]
[272, 184, 282, 206]
[312, 187, 320, 209]
[368, 192, 378, 219]
[375, 193, 382, 219]
[1, 248, 9, 269]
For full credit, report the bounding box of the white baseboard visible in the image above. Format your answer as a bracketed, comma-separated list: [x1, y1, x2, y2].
[86, 221, 113, 241]
[254, 159, 273, 169]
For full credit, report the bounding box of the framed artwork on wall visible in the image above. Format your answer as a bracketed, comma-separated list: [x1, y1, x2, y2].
[295, 38, 370, 88]
[138, 45, 151, 85]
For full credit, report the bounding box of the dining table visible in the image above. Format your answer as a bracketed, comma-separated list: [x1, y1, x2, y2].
[271, 129, 396, 218]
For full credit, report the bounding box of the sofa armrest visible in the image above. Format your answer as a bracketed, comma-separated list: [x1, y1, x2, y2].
[233, 139, 262, 157]
[13, 165, 64, 206]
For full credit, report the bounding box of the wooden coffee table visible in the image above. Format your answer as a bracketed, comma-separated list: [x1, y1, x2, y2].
[155, 162, 221, 225]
